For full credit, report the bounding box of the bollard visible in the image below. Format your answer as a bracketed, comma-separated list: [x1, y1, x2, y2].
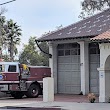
[43, 77, 54, 102]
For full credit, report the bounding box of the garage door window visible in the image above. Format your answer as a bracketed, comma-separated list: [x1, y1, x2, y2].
[58, 50, 64, 56]
[89, 43, 100, 54]
[58, 43, 80, 56]
[65, 50, 70, 55]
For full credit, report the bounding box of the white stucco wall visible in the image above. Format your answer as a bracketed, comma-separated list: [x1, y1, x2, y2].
[98, 43, 110, 102]
[78, 41, 89, 95]
[49, 42, 58, 93]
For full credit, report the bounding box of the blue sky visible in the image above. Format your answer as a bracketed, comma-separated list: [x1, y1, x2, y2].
[1, 0, 82, 48]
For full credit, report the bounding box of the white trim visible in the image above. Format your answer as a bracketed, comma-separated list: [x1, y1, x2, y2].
[26, 81, 43, 83]
[0, 80, 43, 84]
[0, 81, 19, 84]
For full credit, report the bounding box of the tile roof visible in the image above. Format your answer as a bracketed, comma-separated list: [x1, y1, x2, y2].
[37, 8, 110, 42]
[91, 29, 110, 41]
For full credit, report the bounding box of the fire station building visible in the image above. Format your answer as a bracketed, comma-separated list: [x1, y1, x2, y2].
[37, 8, 110, 102]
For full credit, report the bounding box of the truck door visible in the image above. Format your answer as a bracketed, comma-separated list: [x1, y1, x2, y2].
[19, 64, 30, 79]
[19, 64, 30, 91]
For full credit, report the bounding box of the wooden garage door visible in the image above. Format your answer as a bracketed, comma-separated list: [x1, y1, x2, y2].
[57, 43, 81, 94]
[89, 43, 100, 95]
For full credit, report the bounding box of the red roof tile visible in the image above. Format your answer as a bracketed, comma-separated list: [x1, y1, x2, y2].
[91, 30, 110, 41]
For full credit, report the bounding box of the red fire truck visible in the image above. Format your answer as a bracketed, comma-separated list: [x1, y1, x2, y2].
[0, 62, 51, 99]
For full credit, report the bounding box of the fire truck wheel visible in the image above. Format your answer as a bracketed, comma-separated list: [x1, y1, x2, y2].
[11, 92, 24, 99]
[26, 84, 40, 98]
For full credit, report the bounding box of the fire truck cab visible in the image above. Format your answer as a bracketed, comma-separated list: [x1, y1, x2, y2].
[0, 62, 51, 99]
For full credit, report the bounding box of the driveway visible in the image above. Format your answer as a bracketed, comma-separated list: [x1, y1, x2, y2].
[0, 94, 109, 110]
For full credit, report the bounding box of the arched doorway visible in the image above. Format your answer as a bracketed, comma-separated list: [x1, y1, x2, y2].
[104, 55, 110, 101]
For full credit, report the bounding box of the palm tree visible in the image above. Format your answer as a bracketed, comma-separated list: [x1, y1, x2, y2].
[0, 16, 6, 59]
[6, 19, 22, 61]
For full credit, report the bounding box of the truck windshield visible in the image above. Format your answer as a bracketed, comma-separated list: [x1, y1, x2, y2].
[0, 65, 5, 72]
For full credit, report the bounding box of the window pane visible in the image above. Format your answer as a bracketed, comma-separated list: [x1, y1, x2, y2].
[8, 65, 16, 72]
[78, 49, 80, 55]
[65, 50, 70, 56]
[90, 48, 97, 54]
[64, 44, 72, 49]
[0, 65, 5, 72]
[58, 50, 64, 56]
[89, 43, 99, 48]
[97, 48, 100, 54]
[58, 44, 64, 49]
[72, 43, 80, 48]
[71, 49, 77, 55]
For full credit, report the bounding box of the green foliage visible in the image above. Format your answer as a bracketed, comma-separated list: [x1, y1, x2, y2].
[39, 42, 49, 66]
[80, 0, 110, 19]
[19, 37, 49, 66]
[0, 17, 22, 61]
[6, 19, 22, 61]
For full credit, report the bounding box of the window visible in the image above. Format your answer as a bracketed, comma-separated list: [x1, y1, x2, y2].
[64, 44, 72, 49]
[72, 43, 79, 48]
[57, 44, 64, 49]
[58, 50, 64, 56]
[8, 65, 16, 72]
[58, 43, 80, 56]
[0, 65, 5, 72]
[65, 50, 70, 56]
[89, 43, 100, 54]
[71, 49, 77, 55]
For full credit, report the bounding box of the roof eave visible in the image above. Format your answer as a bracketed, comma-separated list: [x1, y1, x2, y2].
[37, 35, 96, 42]
[91, 39, 110, 43]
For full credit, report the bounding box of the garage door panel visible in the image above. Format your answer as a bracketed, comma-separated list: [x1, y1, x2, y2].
[65, 74, 72, 85]
[90, 64, 99, 72]
[89, 43, 100, 95]
[90, 79, 98, 85]
[58, 64, 72, 70]
[58, 84, 65, 93]
[90, 87, 99, 93]
[90, 72, 99, 78]
[71, 56, 80, 63]
[71, 86, 81, 94]
[65, 86, 71, 93]
[71, 64, 80, 70]
[58, 57, 71, 63]
[71, 72, 80, 77]
[90, 55, 100, 62]
[71, 78, 81, 85]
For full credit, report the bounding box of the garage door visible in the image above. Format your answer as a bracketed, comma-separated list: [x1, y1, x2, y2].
[89, 43, 100, 95]
[57, 43, 81, 94]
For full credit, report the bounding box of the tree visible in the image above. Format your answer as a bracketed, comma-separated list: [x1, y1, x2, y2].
[19, 37, 41, 65]
[80, 0, 110, 19]
[0, 8, 7, 59]
[6, 19, 22, 61]
[19, 37, 49, 66]
[1, 19, 22, 61]
[39, 42, 49, 66]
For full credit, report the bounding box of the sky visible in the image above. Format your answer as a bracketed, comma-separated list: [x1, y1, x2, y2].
[1, 0, 82, 51]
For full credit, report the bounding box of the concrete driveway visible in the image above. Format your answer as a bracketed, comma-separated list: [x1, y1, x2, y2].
[0, 94, 109, 110]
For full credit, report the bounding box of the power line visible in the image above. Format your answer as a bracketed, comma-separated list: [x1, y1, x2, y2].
[0, 0, 16, 5]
